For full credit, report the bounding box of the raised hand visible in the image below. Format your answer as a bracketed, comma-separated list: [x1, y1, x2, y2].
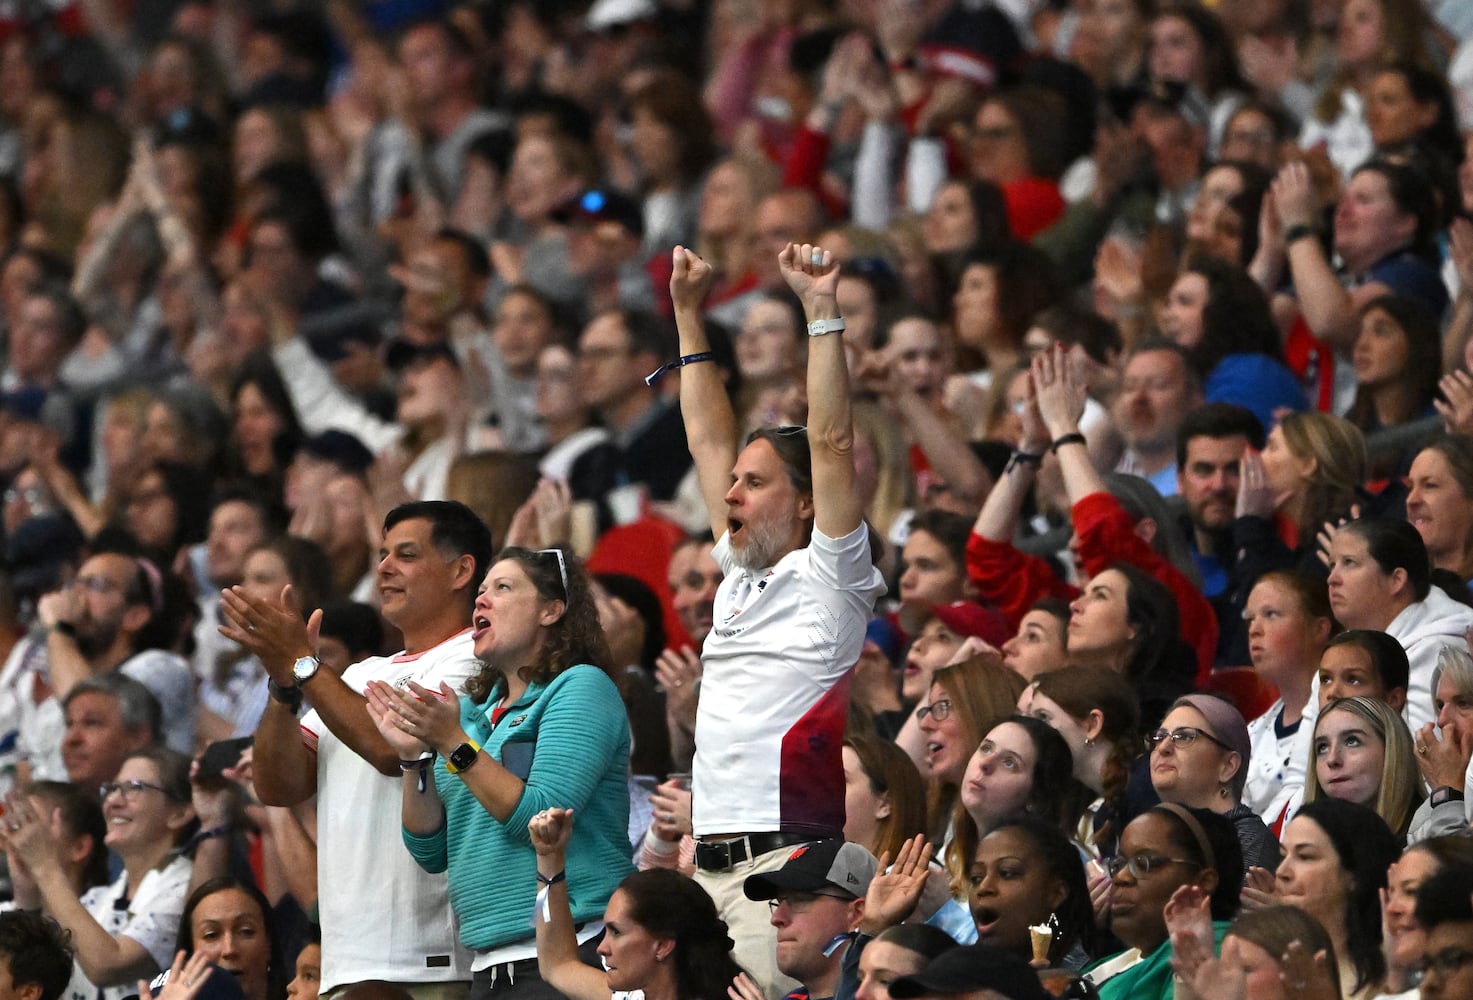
[648, 780, 693, 841]
[529, 806, 574, 858]
[1235, 448, 1278, 520]
[859, 833, 934, 934]
[1032, 344, 1086, 439]
[363, 680, 434, 758]
[654, 646, 702, 733]
[778, 243, 840, 309]
[670, 246, 715, 312]
[1240, 865, 1278, 911]
[1271, 161, 1316, 232]
[729, 972, 769, 1000]
[1164, 884, 1214, 972]
[218, 584, 319, 683]
[1436, 370, 1473, 435]
[144, 951, 218, 1000]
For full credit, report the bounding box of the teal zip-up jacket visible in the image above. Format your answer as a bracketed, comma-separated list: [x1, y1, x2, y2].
[403, 664, 633, 951]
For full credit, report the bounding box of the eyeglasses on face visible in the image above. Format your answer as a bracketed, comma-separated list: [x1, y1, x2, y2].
[916, 699, 953, 723]
[1145, 726, 1232, 753]
[99, 780, 169, 802]
[767, 891, 853, 913]
[1104, 854, 1196, 879]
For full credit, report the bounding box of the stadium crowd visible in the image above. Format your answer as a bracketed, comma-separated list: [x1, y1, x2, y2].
[10, 0, 1473, 996]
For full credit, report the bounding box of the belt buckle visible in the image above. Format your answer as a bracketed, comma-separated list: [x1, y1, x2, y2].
[699, 839, 734, 871]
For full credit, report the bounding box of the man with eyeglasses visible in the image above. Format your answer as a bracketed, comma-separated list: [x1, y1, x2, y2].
[671, 244, 886, 996]
[742, 839, 876, 1000]
[1416, 863, 1473, 1000]
[224, 500, 492, 1000]
[32, 550, 194, 763]
[567, 308, 690, 526]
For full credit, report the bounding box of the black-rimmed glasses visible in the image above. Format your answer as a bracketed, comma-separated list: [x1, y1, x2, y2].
[916, 699, 953, 723]
[100, 780, 169, 802]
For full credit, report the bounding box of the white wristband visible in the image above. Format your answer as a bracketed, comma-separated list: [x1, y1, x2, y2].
[807, 317, 846, 337]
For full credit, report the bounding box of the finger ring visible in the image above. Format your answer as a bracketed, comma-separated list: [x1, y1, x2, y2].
[671, 679, 683, 688]
[810, 251, 823, 266]
[1419, 744, 1430, 756]
[185, 978, 196, 987]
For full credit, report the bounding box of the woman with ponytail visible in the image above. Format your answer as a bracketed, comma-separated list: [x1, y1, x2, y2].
[530, 808, 745, 1000]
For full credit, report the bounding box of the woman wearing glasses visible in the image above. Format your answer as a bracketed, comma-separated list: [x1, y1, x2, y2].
[1082, 803, 1242, 999]
[365, 546, 634, 998]
[1147, 695, 1282, 874]
[0, 747, 196, 1000]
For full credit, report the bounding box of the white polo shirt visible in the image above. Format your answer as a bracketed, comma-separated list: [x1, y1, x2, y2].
[301, 628, 478, 992]
[693, 524, 885, 837]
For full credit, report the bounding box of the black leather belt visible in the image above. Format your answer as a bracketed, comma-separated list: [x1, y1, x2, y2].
[694, 832, 815, 872]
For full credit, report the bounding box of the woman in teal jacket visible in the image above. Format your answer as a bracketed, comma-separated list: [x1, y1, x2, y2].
[1081, 804, 1242, 1000]
[367, 546, 632, 998]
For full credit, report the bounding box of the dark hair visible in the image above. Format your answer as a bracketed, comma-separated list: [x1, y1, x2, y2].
[1347, 294, 1442, 433]
[1149, 804, 1242, 920]
[984, 815, 1097, 963]
[1032, 666, 1142, 804]
[954, 179, 1011, 255]
[250, 163, 340, 261]
[611, 308, 675, 360]
[26, 781, 109, 889]
[1153, 4, 1246, 97]
[1029, 306, 1122, 365]
[1176, 402, 1265, 470]
[905, 509, 973, 578]
[1183, 258, 1284, 375]
[178, 878, 286, 1000]
[1376, 62, 1463, 169]
[1112, 563, 1189, 694]
[465, 547, 613, 700]
[627, 72, 717, 187]
[870, 923, 958, 962]
[125, 744, 199, 847]
[744, 426, 813, 498]
[0, 911, 73, 1000]
[1292, 799, 1399, 992]
[984, 85, 1071, 180]
[252, 535, 333, 621]
[1349, 159, 1440, 263]
[229, 353, 304, 479]
[617, 869, 743, 999]
[435, 227, 491, 281]
[1006, 715, 1086, 831]
[1416, 862, 1473, 929]
[382, 500, 495, 610]
[26, 280, 87, 346]
[1339, 517, 1432, 602]
[1322, 629, 1410, 693]
[318, 599, 384, 657]
[843, 732, 928, 861]
[959, 244, 1063, 349]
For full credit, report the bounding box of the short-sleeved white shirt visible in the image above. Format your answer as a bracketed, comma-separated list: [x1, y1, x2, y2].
[301, 629, 478, 992]
[76, 853, 193, 1000]
[693, 525, 885, 836]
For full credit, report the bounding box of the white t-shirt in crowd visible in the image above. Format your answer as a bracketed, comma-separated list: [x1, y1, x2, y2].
[693, 524, 885, 836]
[301, 628, 479, 992]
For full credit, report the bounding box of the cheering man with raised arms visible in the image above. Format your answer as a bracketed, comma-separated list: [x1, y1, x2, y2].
[668, 243, 885, 996]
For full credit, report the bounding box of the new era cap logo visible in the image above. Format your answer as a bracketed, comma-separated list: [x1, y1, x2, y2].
[846, 872, 859, 884]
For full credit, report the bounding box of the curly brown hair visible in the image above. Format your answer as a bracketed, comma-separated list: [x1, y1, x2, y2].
[464, 547, 615, 701]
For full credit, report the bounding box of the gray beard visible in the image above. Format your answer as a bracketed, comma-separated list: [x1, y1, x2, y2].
[729, 512, 792, 572]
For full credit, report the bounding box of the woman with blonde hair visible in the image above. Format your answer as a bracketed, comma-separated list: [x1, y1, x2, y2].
[1303, 695, 1423, 838]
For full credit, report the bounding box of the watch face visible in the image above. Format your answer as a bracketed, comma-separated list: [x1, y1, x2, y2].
[292, 656, 319, 682]
[450, 743, 476, 769]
